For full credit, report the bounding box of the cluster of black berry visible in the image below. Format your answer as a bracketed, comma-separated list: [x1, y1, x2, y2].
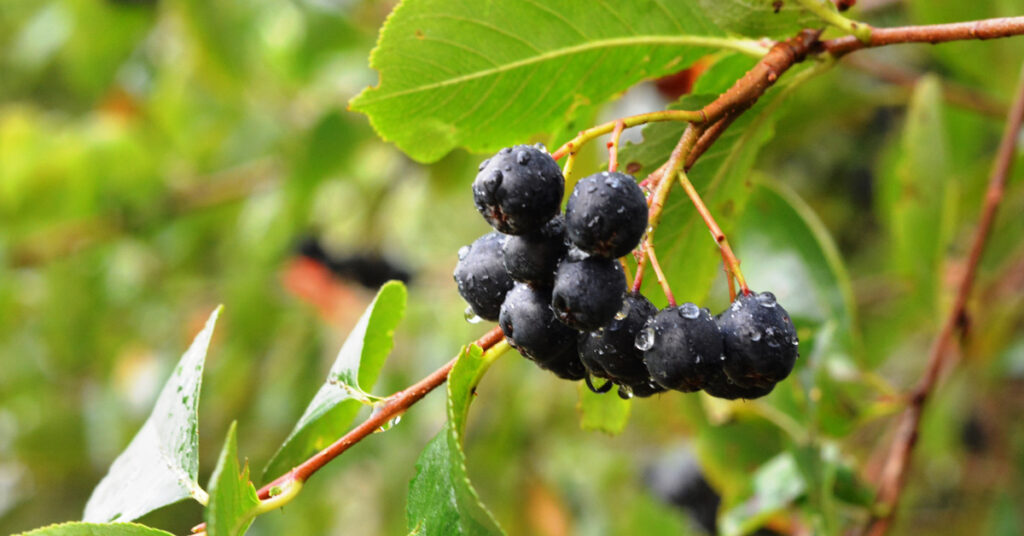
[454, 145, 799, 400]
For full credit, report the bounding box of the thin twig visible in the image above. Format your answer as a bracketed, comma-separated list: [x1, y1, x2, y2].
[824, 16, 1024, 56]
[676, 169, 750, 297]
[863, 62, 1024, 536]
[644, 239, 676, 306]
[607, 120, 626, 172]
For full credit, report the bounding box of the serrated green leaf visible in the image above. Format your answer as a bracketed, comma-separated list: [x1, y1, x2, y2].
[206, 422, 261, 536]
[691, 53, 759, 95]
[407, 343, 507, 536]
[350, 0, 764, 163]
[696, 0, 820, 38]
[576, 382, 631, 435]
[720, 451, 806, 536]
[264, 281, 407, 479]
[83, 307, 222, 523]
[15, 522, 175, 536]
[878, 76, 952, 310]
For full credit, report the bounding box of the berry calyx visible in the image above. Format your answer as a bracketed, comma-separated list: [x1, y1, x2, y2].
[565, 171, 648, 258]
[473, 145, 564, 235]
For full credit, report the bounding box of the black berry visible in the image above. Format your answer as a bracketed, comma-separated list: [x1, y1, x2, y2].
[453, 232, 514, 321]
[499, 283, 583, 379]
[702, 373, 775, 400]
[565, 171, 648, 258]
[717, 291, 799, 390]
[641, 303, 724, 393]
[551, 253, 626, 331]
[578, 292, 658, 385]
[502, 215, 569, 287]
[473, 145, 564, 235]
[618, 378, 666, 399]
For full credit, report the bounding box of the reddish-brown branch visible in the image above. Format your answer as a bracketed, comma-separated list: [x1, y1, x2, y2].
[644, 240, 676, 306]
[192, 326, 504, 534]
[675, 171, 750, 297]
[863, 64, 1024, 536]
[825, 16, 1024, 56]
[701, 30, 821, 126]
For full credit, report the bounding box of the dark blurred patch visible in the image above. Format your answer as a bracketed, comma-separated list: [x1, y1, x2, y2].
[645, 446, 783, 535]
[644, 446, 720, 534]
[294, 235, 413, 290]
[961, 412, 989, 454]
[653, 59, 710, 102]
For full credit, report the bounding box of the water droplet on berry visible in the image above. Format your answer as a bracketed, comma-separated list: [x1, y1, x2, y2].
[457, 246, 470, 260]
[750, 330, 762, 342]
[614, 300, 631, 320]
[756, 292, 777, 308]
[695, 354, 702, 364]
[720, 354, 726, 361]
[516, 150, 531, 165]
[464, 307, 483, 324]
[617, 206, 625, 214]
[534, 142, 547, 151]
[679, 302, 700, 319]
[635, 327, 655, 351]
[618, 385, 634, 399]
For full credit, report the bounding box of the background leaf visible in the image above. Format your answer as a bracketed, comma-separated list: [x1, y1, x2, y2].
[263, 281, 407, 479]
[407, 344, 505, 535]
[15, 523, 174, 536]
[82, 307, 222, 523]
[576, 383, 631, 435]
[206, 422, 260, 536]
[696, 0, 820, 39]
[350, 0, 746, 162]
[877, 76, 953, 311]
[719, 451, 806, 536]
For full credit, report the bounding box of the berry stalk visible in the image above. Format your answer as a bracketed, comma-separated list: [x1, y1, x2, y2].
[675, 170, 750, 298]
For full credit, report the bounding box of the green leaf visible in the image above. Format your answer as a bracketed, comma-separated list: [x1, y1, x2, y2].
[83, 307, 222, 523]
[576, 382, 631, 435]
[350, 0, 764, 163]
[407, 343, 506, 535]
[14, 522, 175, 536]
[877, 76, 953, 310]
[720, 451, 806, 536]
[691, 53, 759, 95]
[734, 178, 856, 355]
[263, 281, 407, 479]
[696, 0, 820, 38]
[206, 422, 261, 536]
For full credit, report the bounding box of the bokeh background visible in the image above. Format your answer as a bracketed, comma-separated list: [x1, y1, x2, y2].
[1, 1, 1023, 535]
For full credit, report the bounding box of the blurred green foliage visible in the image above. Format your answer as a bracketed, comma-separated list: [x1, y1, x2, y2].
[2, 1, 1024, 535]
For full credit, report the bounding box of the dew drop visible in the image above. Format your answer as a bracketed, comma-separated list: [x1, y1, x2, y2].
[635, 327, 656, 351]
[464, 306, 483, 324]
[617, 206, 625, 214]
[534, 142, 547, 151]
[750, 330, 762, 342]
[458, 246, 470, 260]
[720, 354, 726, 361]
[695, 355, 702, 364]
[516, 150, 531, 165]
[679, 302, 700, 319]
[618, 384, 634, 399]
[756, 291, 777, 308]
[614, 299, 632, 320]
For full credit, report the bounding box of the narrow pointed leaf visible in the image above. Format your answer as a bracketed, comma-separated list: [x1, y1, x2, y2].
[15, 523, 175, 536]
[351, 0, 758, 162]
[206, 422, 260, 536]
[83, 307, 222, 523]
[407, 344, 505, 535]
[264, 281, 407, 479]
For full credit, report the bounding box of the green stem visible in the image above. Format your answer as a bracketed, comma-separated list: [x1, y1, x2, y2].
[795, 0, 872, 43]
